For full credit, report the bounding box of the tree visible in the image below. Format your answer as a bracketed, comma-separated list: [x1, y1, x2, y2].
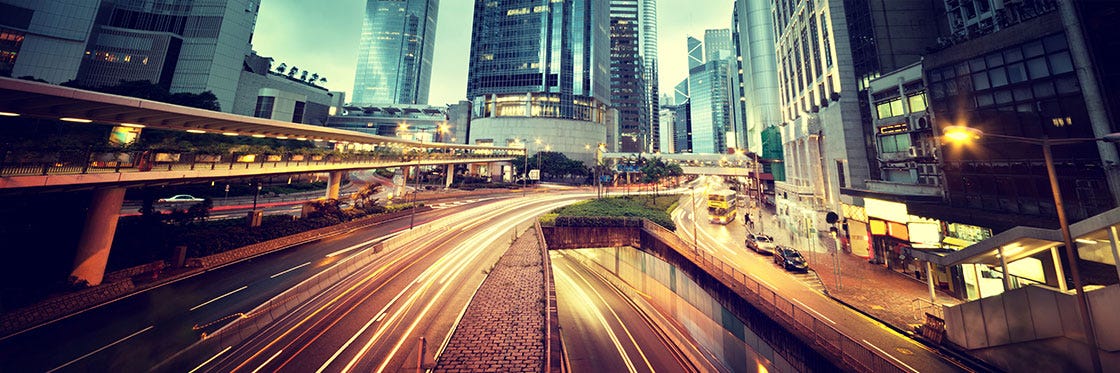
[310, 73, 319, 84]
[275, 63, 287, 74]
[528, 151, 589, 183]
[300, 71, 309, 82]
[639, 157, 683, 195]
[288, 66, 299, 78]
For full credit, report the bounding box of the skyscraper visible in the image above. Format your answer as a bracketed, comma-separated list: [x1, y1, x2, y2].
[352, 0, 438, 105]
[466, 0, 611, 165]
[687, 37, 703, 69]
[731, 0, 781, 155]
[610, 0, 648, 153]
[639, 0, 660, 153]
[687, 32, 732, 154]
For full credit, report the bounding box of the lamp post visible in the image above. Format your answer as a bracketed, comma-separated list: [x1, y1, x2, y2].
[943, 125, 1120, 373]
[690, 185, 699, 252]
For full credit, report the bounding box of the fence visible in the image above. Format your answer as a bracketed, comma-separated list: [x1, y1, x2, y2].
[640, 220, 910, 373]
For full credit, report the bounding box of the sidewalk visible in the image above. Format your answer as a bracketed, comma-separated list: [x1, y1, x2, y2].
[748, 207, 961, 332]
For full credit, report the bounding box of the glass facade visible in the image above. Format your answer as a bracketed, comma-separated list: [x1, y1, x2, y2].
[931, 32, 1114, 221]
[466, 0, 610, 123]
[688, 59, 731, 154]
[639, 0, 660, 153]
[610, 0, 649, 152]
[352, 0, 438, 105]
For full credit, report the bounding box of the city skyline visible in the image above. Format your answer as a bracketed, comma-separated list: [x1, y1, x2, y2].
[253, 0, 730, 107]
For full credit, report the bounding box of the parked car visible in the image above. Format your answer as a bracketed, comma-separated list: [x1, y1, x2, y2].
[773, 246, 809, 272]
[158, 194, 205, 203]
[746, 233, 777, 255]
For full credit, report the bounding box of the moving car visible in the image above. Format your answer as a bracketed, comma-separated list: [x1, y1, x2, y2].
[773, 246, 809, 272]
[158, 194, 205, 203]
[746, 233, 777, 255]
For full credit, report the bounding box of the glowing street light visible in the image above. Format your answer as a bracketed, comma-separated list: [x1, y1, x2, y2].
[942, 124, 1120, 372]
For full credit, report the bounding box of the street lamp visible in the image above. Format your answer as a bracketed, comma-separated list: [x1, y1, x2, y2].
[942, 125, 1120, 372]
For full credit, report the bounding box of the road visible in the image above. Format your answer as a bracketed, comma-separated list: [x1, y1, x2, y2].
[552, 252, 715, 373]
[0, 196, 509, 372]
[189, 194, 591, 372]
[676, 177, 967, 372]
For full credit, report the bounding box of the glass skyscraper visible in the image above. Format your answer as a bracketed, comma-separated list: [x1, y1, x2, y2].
[466, 0, 611, 165]
[610, 0, 648, 153]
[352, 0, 438, 105]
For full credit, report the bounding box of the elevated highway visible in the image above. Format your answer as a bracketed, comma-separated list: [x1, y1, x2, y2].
[0, 77, 523, 287]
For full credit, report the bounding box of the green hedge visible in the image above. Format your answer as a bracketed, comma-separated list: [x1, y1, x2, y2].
[546, 195, 678, 230]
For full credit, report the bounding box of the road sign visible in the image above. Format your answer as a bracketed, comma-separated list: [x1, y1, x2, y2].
[529, 169, 540, 181]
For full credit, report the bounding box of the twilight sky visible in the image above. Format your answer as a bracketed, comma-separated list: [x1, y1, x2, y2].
[253, 0, 735, 107]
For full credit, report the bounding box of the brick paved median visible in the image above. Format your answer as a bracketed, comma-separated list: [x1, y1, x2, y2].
[435, 228, 550, 372]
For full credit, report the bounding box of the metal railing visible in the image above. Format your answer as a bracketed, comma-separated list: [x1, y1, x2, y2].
[641, 220, 911, 373]
[0, 148, 517, 178]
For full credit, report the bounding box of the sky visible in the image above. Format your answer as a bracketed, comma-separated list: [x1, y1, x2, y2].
[253, 0, 735, 107]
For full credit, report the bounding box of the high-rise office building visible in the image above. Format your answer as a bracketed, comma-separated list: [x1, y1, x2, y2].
[639, 0, 660, 153]
[0, 0, 259, 111]
[731, 0, 781, 155]
[352, 0, 438, 105]
[703, 29, 732, 62]
[610, 0, 648, 153]
[687, 32, 732, 154]
[466, 0, 611, 165]
[772, 0, 942, 252]
[687, 37, 703, 69]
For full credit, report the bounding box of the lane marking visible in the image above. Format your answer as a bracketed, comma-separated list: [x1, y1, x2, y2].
[190, 286, 249, 311]
[792, 298, 837, 325]
[47, 325, 153, 372]
[270, 262, 311, 279]
[250, 349, 284, 373]
[862, 339, 919, 373]
[188, 346, 232, 373]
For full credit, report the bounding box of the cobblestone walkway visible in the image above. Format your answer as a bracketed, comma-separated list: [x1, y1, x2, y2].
[435, 228, 547, 372]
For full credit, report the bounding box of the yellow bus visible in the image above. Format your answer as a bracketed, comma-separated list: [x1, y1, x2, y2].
[707, 189, 737, 224]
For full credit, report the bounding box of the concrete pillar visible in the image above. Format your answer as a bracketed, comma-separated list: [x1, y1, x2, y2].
[998, 245, 1012, 292]
[445, 164, 454, 189]
[70, 187, 127, 286]
[1051, 247, 1068, 292]
[326, 171, 343, 199]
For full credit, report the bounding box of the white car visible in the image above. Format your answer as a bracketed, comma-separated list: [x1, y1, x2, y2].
[158, 194, 205, 203]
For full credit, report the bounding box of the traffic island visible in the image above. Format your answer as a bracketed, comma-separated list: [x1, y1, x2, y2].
[435, 224, 560, 372]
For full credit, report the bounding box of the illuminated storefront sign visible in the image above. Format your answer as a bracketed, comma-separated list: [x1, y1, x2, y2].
[865, 198, 908, 223]
[878, 123, 909, 135]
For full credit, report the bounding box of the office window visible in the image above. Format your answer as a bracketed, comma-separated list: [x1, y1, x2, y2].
[253, 96, 275, 118]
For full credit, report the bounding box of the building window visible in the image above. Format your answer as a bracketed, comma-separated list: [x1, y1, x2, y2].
[836, 160, 847, 188]
[879, 133, 911, 153]
[253, 96, 275, 118]
[907, 93, 927, 113]
[292, 101, 306, 123]
[876, 98, 905, 119]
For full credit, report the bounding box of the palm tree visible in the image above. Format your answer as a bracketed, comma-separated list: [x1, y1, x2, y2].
[275, 62, 287, 74]
[299, 71, 309, 81]
[319, 77, 328, 84]
[310, 73, 319, 83]
[288, 66, 299, 78]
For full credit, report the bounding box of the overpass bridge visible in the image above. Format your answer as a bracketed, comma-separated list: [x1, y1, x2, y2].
[600, 152, 755, 176]
[0, 77, 523, 286]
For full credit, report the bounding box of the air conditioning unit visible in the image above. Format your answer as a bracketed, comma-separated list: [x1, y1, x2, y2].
[912, 115, 931, 130]
[907, 146, 919, 158]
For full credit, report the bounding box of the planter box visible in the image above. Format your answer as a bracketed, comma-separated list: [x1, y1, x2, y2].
[236, 154, 257, 163]
[290, 155, 306, 161]
[266, 155, 282, 162]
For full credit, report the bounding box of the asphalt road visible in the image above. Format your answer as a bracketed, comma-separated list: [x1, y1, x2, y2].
[190, 194, 591, 372]
[676, 177, 967, 372]
[553, 252, 711, 373]
[0, 196, 507, 372]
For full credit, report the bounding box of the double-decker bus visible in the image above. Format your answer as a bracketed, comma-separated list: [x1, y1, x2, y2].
[707, 189, 737, 224]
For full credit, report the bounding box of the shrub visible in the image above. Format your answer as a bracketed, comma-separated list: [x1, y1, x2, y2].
[549, 195, 677, 230]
